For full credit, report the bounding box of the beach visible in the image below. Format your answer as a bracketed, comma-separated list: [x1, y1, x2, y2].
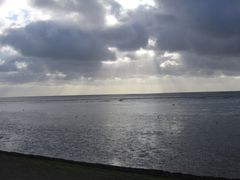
[0, 150, 232, 180]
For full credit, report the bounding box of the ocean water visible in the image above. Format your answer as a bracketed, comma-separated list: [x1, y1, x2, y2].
[0, 92, 240, 178]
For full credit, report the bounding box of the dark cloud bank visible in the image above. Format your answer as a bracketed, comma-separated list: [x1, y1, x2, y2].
[1, 0, 240, 83]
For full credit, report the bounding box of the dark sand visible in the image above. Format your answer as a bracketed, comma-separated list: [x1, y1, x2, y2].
[0, 151, 233, 180]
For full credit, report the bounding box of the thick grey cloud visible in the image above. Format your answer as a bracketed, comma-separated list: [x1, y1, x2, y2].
[0, 20, 149, 61]
[103, 23, 148, 51]
[158, 0, 240, 38]
[0, 21, 115, 61]
[152, 0, 240, 56]
[0, 22, 149, 83]
[0, 50, 48, 83]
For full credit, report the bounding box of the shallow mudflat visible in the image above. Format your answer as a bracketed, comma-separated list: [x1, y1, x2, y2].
[0, 151, 232, 180]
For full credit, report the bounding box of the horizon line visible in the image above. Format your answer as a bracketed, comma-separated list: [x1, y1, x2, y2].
[1, 90, 240, 99]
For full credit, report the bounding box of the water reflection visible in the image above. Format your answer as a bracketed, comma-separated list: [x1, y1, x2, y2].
[0, 95, 239, 178]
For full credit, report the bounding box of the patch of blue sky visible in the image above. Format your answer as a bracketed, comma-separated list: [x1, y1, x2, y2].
[6, 9, 31, 25]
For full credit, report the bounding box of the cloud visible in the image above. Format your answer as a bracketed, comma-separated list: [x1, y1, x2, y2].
[158, 0, 240, 37]
[0, 18, 149, 61]
[103, 23, 148, 51]
[114, 0, 240, 77]
[1, 0, 240, 87]
[30, 0, 106, 27]
[104, 0, 122, 16]
[152, 0, 240, 56]
[0, 21, 115, 61]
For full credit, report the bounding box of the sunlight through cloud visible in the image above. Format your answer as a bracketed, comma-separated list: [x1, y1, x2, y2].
[115, 0, 155, 9]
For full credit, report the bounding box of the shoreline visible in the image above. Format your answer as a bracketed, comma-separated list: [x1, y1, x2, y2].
[0, 150, 235, 180]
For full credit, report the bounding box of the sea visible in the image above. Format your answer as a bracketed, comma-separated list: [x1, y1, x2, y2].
[0, 91, 239, 178]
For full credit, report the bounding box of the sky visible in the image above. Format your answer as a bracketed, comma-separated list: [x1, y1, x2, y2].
[0, 0, 240, 96]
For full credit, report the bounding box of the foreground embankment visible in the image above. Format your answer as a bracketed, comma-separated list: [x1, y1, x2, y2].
[0, 150, 234, 180]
